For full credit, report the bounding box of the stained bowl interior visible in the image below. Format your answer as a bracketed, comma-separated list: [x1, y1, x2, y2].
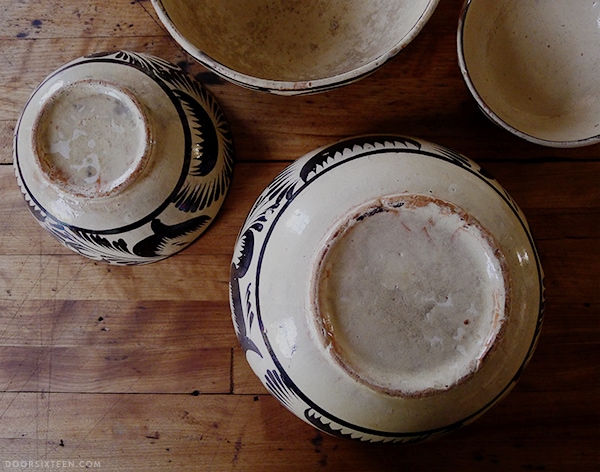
[459, 0, 600, 147]
[153, 0, 438, 91]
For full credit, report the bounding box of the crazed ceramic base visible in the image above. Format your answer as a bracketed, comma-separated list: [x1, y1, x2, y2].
[230, 135, 544, 443]
[14, 51, 234, 264]
[33, 79, 151, 198]
[313, 194, 508, 398]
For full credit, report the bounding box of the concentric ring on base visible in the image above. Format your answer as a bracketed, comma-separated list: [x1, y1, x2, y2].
[33, 79, 151, 198]
[311, 194, 510, 397]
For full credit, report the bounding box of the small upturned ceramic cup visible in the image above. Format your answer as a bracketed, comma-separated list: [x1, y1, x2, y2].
[230, 135, 544, 443]
[151, 0, 440, 94]
[458, 0, 600, 147]
[14, 51, 234, 264]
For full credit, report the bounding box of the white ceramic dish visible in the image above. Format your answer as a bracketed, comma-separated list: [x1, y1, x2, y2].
[14, 51, 233, 265]
[151, 0, 440, 95]
[458, 0, 600, 147]
[230, 135, 544, 443]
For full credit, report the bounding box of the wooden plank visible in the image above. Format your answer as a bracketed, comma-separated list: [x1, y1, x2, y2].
[0, 346, 231, 394]
[0, 254, 230, 301]
[0, 121, 13, 165]
[537, 238, 600, 302]
[516, 341, 599, 394]
[0, 0, 164, 40]
[524, 208, 600, 240]
[0, 391, 596, 471]
[0, 298, 236, 394]
[1, 161, 598, 304]
[483, 161, 600, 210]
[540, 301, 599, 346]
[0, 300, 236, 348]
[0, 235, 596, 307]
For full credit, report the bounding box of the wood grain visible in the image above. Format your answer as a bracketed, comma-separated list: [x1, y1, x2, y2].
[0, 391, 597, 471]
[0, 0, 598, 470]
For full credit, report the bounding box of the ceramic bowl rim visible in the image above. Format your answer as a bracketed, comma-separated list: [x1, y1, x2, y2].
[456, 0, 600, 148]
[151, 0, 441, 95]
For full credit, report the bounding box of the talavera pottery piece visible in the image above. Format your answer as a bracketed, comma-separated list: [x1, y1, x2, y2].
[230, 135, 544, 443]
[14, 51, 233, 265]
[458, 0, 600, 147]
[151, 0, 440, 95]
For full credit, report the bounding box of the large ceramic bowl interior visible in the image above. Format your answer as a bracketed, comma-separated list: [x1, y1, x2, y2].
[458, 0, 600, 147]
[152, 0, 440, 94]
[14, 51, 233, 265]
[230, 135, 544, 443]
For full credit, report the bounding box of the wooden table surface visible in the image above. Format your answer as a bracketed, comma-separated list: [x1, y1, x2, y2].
[0, 0, 598, 470]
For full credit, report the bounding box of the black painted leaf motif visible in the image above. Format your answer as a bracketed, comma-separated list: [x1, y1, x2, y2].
[304, 409, 453, 444]
[253, 175, 297, 225]
[107, 51, 234, 215]
[232, 229, 254, 280]
[252, 163, 296, 212]
[245, 284, 255, 331]
[264, 369, 298, 409]
[173, 89, 220, 177]
[304, 410, 361, 441]
[85, 50, 116, 59]
[133, 215, 211, 258]
[299, 136, 423, 183]
[299, 148, 338, 183]
[42, 223, 149, 264]
[28, 205, 47, 223]
[114, 50, 153, 72]
[170, 89, 233, 214]
[230, 268, 262, 358]
[114, 50, 183, 83]
[68, 228, 132, 255]
[430, 143, 472, 168]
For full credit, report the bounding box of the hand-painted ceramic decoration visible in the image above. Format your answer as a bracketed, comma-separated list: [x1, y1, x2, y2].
[458, 0, 600, 147]
[230, 135, 544, 443]
[151, 0, 440, 95]
[14, 51, 233, 265]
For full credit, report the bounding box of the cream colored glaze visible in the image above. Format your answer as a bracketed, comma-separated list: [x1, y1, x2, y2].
[159, 0, 429, 81]
[461, 0, 600, 144]
[34, 80, 150, 198]
[313, 195, 508, 397]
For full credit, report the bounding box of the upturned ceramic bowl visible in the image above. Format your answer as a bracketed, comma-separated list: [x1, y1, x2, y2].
[458, 0, 600, 147]
[230, 135, 544, 443]
[151, 0, 440, 95]
[14, 50, 233, 265]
